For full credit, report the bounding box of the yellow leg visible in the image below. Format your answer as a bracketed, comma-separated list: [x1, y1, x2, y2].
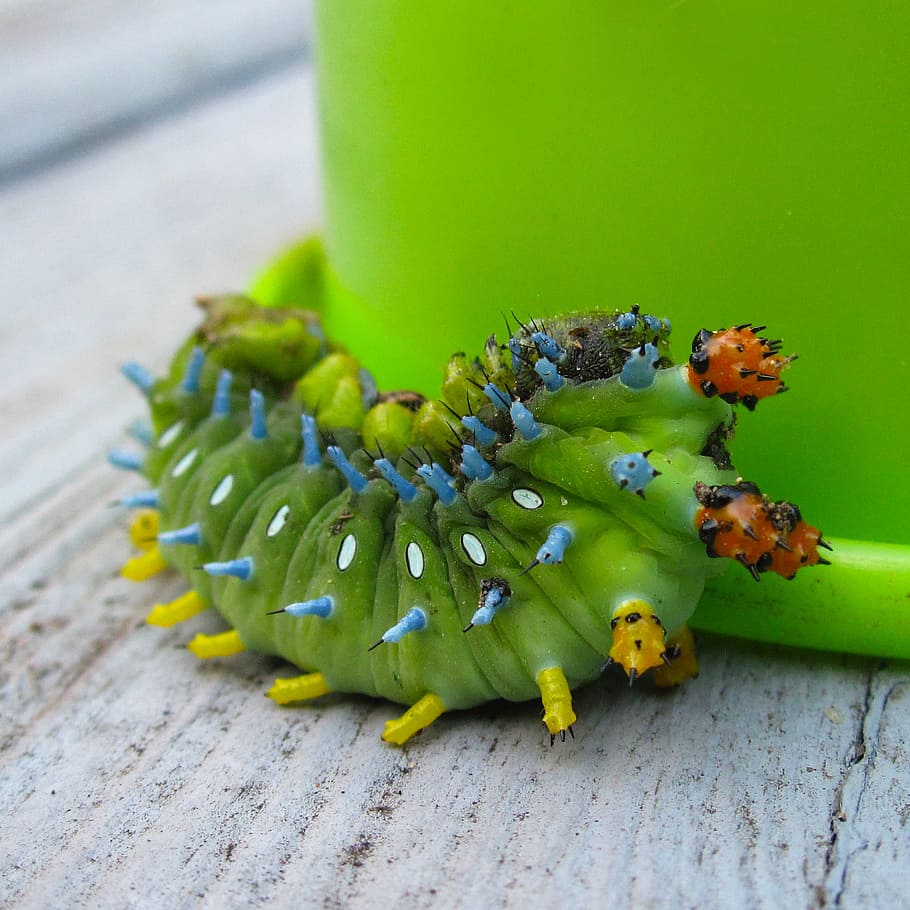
[129, 509, 159, 550]
[382, 694, 446, 746]
[121, 545, 168, 581]
[187, 629, 245, 659]
[537, 667, 577, 743]
[653, 625, 699, 688]
[146, 590, 207, 627]
[266, 673, 331, 705]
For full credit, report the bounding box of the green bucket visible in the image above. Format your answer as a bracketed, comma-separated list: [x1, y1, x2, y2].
[255, 2, 910, 656]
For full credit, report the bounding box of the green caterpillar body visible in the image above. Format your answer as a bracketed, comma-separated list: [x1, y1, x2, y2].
[116, 300, 825, 743]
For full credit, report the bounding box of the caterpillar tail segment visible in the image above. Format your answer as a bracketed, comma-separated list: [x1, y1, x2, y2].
[382, 693, 446, 745]
[267, 672, 331, 705]
[536, 668, 577, 744]
[187, 629, 246, 659]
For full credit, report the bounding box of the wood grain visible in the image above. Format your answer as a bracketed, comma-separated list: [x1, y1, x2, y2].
[1, 34, 907, 910]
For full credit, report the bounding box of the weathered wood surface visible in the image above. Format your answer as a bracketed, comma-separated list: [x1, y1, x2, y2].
[1, 21, 908, 910]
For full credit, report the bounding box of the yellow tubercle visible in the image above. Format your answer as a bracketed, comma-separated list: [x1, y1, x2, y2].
[266, 673, 330, 704]
[382, 693, 446, 745]
[121, 545, 168, 582]
[608, 599, 667, 681]
[187, 629, 245, 659]
[146, 590, 207, 627]
[129, 509, 159, 550]
[653, 625, 699, 688]
[536, 667, 577, 738]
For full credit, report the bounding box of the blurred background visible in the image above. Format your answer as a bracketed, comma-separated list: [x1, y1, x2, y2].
[0, 0, 317, 523]
[0, 0, 314, 182]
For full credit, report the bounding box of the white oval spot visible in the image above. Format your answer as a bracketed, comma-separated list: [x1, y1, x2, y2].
[337, 533, 357, 571]
[171, 447, 198, 478]
[405, 541, 425, 579]
[209, 474, 234, 506]
[461, 532, 487, 566]
[157, 420, 184, 448]
[267, 504, 291, 537]
[512, 487, 543, 510]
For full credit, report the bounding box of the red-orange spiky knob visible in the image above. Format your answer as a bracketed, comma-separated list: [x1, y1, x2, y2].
[693, 480, 831, 580]
[687, 324, 795, 410]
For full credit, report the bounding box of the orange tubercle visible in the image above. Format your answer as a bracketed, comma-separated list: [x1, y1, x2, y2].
[693, 480, 830, 580]
[687, 324, 794, 410]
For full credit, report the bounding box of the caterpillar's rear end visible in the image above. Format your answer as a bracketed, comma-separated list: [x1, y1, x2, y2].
[113, 298, 828, 745]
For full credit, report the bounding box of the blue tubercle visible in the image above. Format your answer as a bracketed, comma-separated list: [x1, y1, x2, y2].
[158, 522, 202, 546]
[536, 525, 573, 566]
[126, 418, 153, 446]
[300, 414, 321, 466]
[534, 358, 564, 393]
[372, 606, 428, 648]
[327, 445, 368, 493]
[202, 556, 254, 581]
[108, 450, 144, 471]
[530, 332, 566, 364]
[180, 347, 205, 394]
[644, 314, 661, 333]
[284, 596, 334, 619]
[482, 382, 511, 412]
[468, 580, 511, 628]
[121, 362, 154, 396]
[417, 463, 458, 505]
[249, 390, 268, 440]
[609, 450, 660, 498]
[460, 445, 493, 481]
[508, 337, 525, 373]
[212, 370, 233, 417]
[119, 489, 159, 509]
[510, 401, 541, 440]
[374, 458, 418, 501]
[616, 306, 667, 335]
[461, 416, 498, 446]
[620, 342, 660, 390]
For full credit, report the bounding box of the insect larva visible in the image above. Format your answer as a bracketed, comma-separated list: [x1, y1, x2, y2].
[114, 298, 826, 744]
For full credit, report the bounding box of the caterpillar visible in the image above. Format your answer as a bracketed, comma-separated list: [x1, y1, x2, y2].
[112, 297, 828, 745]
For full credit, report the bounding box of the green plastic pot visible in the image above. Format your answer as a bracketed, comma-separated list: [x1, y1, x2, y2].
[253, 1, 910, 658]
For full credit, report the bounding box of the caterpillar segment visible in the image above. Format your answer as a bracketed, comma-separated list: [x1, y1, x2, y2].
[115, 303, 827, 744]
